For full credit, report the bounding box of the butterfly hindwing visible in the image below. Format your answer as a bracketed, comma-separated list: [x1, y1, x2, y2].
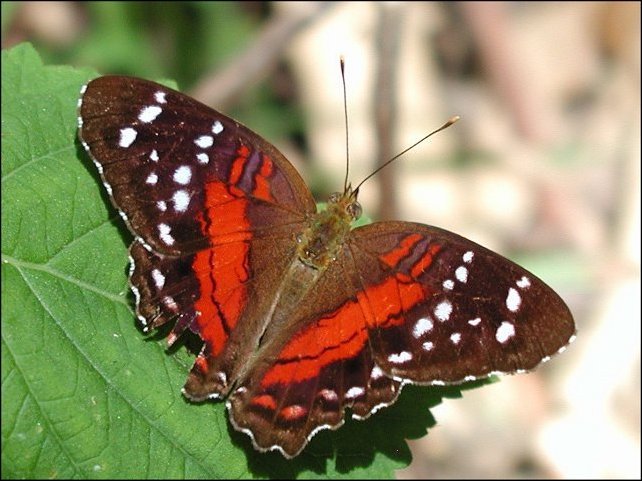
[224, 236, 404, 457]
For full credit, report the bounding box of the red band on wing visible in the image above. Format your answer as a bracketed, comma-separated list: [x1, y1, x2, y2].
[261, 301, 368, 387]
[380, 233, 422, 267]
[229, 146, 274, 202]
[192, 146, 279, 356]
[253, 154, 274, 201]
[259, 235, 444, 386]
[194, 354, 209, 374]
[193, 178, 252, 356]
[411, 243, 442, 279]
[260, 273, 426, 387]
[250, 394, 277, 411]
[193, 249, 228, 357]
[229, 145, 250, 185]
[279, 405, 306, 421]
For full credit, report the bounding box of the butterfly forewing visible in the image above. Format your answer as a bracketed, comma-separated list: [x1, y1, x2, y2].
[79, 75, 318, 350]
[78, 76, 315, 256]
[348, 222, 575, 383]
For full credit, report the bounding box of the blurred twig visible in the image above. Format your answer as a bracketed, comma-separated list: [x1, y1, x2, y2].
[374, 3, 405, 221]
[190, 2, 333, 109]
[458, 2, 547, 143]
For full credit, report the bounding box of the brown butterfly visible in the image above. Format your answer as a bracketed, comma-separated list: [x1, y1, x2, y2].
[78, 75, 575, 458]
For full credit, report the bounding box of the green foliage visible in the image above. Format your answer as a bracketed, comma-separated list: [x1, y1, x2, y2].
[1, 43, 486, 479]
[20, 2, 254, 90]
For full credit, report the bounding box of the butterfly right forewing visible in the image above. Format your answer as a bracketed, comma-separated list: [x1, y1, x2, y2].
[346, 221, 575, 384]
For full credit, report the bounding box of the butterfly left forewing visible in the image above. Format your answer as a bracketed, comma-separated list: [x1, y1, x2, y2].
[78, 76, 315, 256]
[79, 76, 319, 400]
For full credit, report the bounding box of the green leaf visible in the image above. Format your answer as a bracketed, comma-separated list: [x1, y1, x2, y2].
[1, 43, 481, 479]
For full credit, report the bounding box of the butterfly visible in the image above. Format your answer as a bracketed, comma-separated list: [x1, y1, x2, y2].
[77, 75, 575, 458]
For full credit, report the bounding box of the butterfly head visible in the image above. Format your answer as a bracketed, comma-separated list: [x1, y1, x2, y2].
[328, 185, 362, 222]
[296, 188, 362, 270]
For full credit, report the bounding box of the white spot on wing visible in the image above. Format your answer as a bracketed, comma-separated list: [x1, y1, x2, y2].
[149, 149, 159, 162]
[212, 120, 224, 134]
[154, 91, 167, 104]
[434, 300, 453, 322]
[173, 166, 192, 185]
[496, 321, 515, 343]
[156, 200, 167, 212]
[138, 105, 162, 123]
[450, 332, 461, 344]
[215, 371, 227, 384]
[370, 365, 384, 380]
[318, 389, 338, 402]
[158, 223, 175, 245]
[422, 341, 434, 351]
[345, 387, 365, 399]
[119, 127, 137, 148]
[214, 371, 226, 384]
[516, 276, 531, 289]
[145, 172, 158, 185]
[413, 317, 433, 338]
[455, 266, 468, 283]
[468, 317, 481, 326]
[506, 287, 522, 312]
[388, 351, 412, 364]
[172, 190, 190, 212]
[463, 251, 474, 263]
[91, 157, 104, 174]
[443, 279, 455, 290]
[163, 295, 178, 310]
[197, 153, 209, 164]
[195, 135, 213, 148]
[151, 269, 165, 289]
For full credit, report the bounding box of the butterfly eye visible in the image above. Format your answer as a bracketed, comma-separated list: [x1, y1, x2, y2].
[347, 201, 362, 220]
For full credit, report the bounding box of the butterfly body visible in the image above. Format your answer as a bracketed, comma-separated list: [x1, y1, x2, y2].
[297, 189, 360, 268]
[78, 75, 575, 458]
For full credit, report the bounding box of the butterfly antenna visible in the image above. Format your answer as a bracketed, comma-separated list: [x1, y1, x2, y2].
[340, 57, 351, 194]
[354, 116, 461, 193]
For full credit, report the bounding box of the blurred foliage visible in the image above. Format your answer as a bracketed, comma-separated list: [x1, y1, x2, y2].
[10, 2, 256, 86]
[1, 2, 304, 157]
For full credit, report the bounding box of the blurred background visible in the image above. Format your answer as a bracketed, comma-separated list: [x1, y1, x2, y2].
[3, 2, 639, 478]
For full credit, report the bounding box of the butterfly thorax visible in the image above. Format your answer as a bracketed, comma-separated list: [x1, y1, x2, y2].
[296, 190, 362, 270]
